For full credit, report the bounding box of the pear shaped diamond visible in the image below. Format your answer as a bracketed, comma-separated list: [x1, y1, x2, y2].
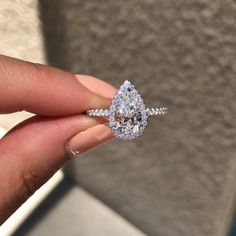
[108, 80, 148, 140]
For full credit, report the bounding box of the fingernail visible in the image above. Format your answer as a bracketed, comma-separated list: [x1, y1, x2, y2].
[75, 74, 117, 99]
[66, 123, 114, 158]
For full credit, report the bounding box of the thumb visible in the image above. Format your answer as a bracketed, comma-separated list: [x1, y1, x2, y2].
[0, 76, 116, 223]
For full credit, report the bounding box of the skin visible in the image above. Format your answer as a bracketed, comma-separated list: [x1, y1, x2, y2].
[0, 55, 117, 224]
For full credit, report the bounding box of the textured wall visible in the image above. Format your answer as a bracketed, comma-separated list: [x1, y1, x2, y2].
[39, 1, 236, 236]
[0, 0, 45, 63]
[0, 0, 43, 136]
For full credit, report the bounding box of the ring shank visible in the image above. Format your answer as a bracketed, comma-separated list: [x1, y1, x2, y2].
[146, 107, 168, 116]
[87, 107, 167, 117]
[87, 109, 110, 116]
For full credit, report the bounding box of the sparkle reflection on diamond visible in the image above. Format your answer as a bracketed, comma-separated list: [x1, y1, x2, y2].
[108, 80, 148, 140]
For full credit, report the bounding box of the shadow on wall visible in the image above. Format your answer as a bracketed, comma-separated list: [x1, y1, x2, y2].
[13, 179, 74, 236]
[39, 0, 72, 69]
[229, 220, 236, 236]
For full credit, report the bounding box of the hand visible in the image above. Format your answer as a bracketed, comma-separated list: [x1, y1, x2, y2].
[0, 55, 116, 223]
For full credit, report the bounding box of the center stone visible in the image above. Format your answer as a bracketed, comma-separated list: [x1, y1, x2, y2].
[116, 104, 142, 130]
[108, 80, 148, 140]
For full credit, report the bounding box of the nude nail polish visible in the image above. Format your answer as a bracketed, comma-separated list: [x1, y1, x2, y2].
[67, 124, 114, 157]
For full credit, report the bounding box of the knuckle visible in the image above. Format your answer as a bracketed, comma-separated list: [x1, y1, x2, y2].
[20, 173, 37, 199]
[0, 169, 47, 220]
[17, 170, 47, 202]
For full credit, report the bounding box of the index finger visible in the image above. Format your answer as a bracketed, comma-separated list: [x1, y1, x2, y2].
[0, 55, 110, 115]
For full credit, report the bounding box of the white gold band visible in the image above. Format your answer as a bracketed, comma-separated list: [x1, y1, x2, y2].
[146, 107, 168, 116]
[87, 109, 110, 117]
[87, 107, 167, 117]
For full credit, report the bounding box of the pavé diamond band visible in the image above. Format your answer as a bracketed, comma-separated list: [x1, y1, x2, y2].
[87, 80, 167, 140]
[87, 107, 167, 117]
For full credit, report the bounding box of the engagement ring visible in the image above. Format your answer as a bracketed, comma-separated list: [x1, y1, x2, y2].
[87, 80, 167, 140]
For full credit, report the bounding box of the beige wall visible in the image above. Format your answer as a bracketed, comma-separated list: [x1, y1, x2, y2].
[0, 1, 44, 130]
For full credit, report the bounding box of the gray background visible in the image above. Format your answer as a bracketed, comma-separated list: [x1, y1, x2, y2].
[55, 1, 236, 235]
[1, 1, 236, 236]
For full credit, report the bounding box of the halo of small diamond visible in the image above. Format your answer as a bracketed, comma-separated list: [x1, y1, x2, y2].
[108, 80, 148, 140]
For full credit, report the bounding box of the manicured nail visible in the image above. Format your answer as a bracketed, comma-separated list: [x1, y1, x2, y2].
[66, 123, 114, 157]
[75, 74, 117, 99]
